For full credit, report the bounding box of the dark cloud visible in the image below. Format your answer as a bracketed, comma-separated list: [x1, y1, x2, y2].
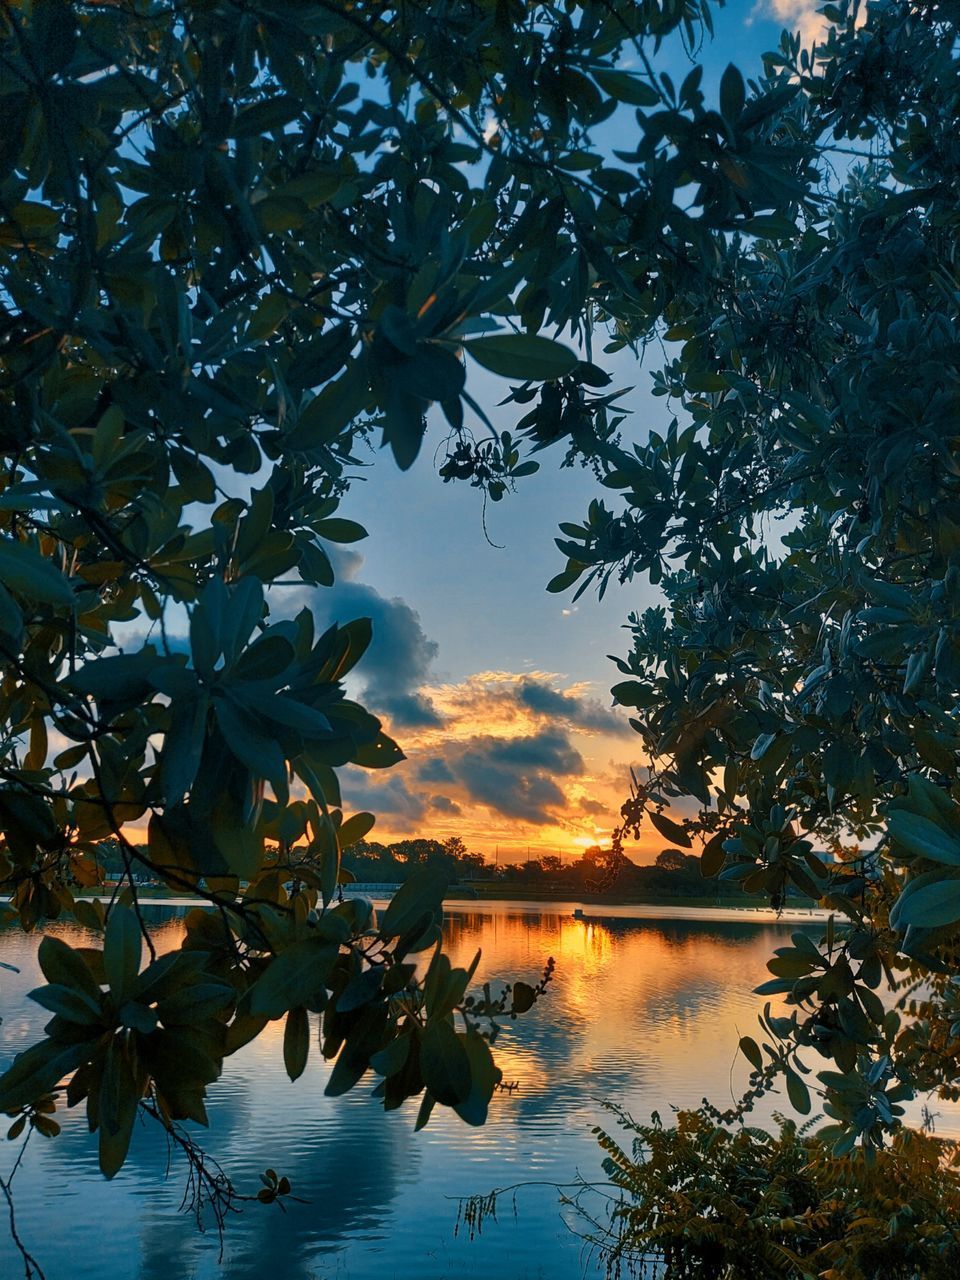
[338, 767, 428, 824]
[429, 794, 461, 815]
[580, 797, 609, 816]
[516, 678, 626, 735]
[319, 580, 441, 728]
[416, 757, 455, 783]
[271, 573, 442, 730]
[451, 729, 583, 825]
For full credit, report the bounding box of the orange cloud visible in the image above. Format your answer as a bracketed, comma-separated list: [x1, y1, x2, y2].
[339, 669, 662, 863]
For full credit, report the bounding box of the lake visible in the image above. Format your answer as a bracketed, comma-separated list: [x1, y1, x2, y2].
[1, 901, 955, 1280]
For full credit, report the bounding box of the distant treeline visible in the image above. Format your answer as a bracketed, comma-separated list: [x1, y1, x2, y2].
[344, 839, 741, 899]
[89, 837, 799, 900]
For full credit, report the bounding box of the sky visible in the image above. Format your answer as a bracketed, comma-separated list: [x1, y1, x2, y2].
[292, 1, 828, 864]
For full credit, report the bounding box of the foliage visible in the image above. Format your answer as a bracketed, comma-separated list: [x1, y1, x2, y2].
[0, 0, 771, 1194]
[0, 0, 821, 1216]
[581, 1104, 960, 1280]
[545, 0, 960, 1151]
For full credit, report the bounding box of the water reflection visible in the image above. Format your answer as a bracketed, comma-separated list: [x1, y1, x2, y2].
[1, 904, 956, 1280]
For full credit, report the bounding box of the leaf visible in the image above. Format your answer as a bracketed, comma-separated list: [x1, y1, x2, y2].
[464, 335, 578, 381]
[232, 96, 302, 137]
[213, 696, 287, 790]
[739, 1036, 763, 1071]
[0, 1039, 90, 1113]
[99, 1037, 139, 1178]
[784, 1067, 811, 1115]
[379, 866, 449, 939]
[591, 68, 660, 107]
[313, 518, 368, 544]
[511, 980, 536, 1014]
[338, 812, 376, 850]
[0, 537, 75, 607]
[452, 1030, 501, 1127]
[37, 936, 103, 1004]
[28, 983, 103, 1026]
[370, 1034, 410, 1079]
[420, 1019, 471, 1106]
[415, 1091, 436, 1131]
[719, 63, 746, 122]
[648, 810, 692, 848]
[103, 906, 141, 1002]
[887, 811, 960, 865]
[701, 832, 726, 877]
[247, 938, 338, 1018]
[892, 875, 960, 929]
[352, 732, 404, 769]
[283, 1007, 310, 1081]
[547, 564, 586, 594]
[382, 387, 426, 470]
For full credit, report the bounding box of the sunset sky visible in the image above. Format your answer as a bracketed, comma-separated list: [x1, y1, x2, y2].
[293, 1, 823, 864]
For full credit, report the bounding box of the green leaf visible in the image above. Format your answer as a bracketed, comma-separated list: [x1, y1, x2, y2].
[648, 810, 692, 848]
[338, 812, 376, 850]
[719, 63, 746, 122]
[0, 537, 74, 607]
[452, 1030, 501, 1127]
[887, 811, 960, 865]
[420, 1019, 471, 1106]
[892, 875, 960, 929]
[248, 938, 338, 1018]
[213, 697, 287, 790]
[547, 564, 586, 594]
[591, 68, 659, 107]
[28, 983, 103, 1026]
[464, 335, 578, 381]
[0, 1039, 90, 1113]
[37, 936, 104, 1004]
[739, 1036, 763, 1071]
[701, 832, 726, 878]
[511, 980, 536, 1014]
[379, 866, 449, 939]
[313, 518, 368, 544]
[232, 96, 302, 138]
[784, 1067, 811, 1115]
[104, 906, 141, 1002]
[352, 732, 404, 769]
[283, 1007, 310, 1081]
[99, 1037, 139, 1178]
[370, 1034, 410, 1079]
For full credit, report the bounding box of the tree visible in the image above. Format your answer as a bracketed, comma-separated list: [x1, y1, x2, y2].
[583, 1106, 960, 1279]
[1, 0, 819, 1220]
[654, 848, 688, 874]
[552, 0, 960, 1153]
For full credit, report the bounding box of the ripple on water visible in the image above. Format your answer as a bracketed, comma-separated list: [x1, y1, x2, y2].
[2, 904, 957, 1280]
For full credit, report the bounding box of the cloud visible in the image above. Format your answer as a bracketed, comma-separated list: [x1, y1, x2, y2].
[321, 581, 441, 727]
[270, 568, 442, 729]
[579, 797, 609, 817]
[516, 678, 625, 734]
[338, 767, 428, 825]
[435, 728, 584, 826]
[429, 794, 462, 815]
[750, 0, 832, 43]
[417, 758, 455, 783]
[401, 670, 628, 752]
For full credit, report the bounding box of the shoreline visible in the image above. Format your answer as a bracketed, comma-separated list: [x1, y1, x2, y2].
[2, 894, 830, 927]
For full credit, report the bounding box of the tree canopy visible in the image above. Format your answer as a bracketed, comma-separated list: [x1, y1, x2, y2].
[0, 0, 816, 1199]
[554, 0, 960, 1155]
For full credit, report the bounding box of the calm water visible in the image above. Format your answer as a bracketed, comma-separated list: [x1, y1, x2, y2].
[1, 902, 955, 1280]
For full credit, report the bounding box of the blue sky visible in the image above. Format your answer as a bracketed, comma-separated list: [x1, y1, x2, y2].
[307, 1, 827, 860]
